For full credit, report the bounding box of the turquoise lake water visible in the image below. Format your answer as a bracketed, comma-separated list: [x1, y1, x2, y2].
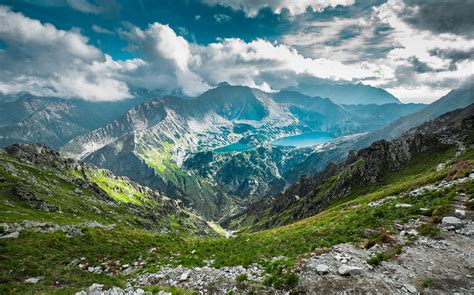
[271, 132, 335, 148]
[214, 142, 255, 153]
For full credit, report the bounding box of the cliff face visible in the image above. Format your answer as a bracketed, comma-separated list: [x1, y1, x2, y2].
[227, 104, 474, 231]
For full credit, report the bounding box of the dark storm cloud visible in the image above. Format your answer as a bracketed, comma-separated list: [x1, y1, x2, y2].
[410, 57, 435, 73]
[403, 0, 474, 38]
[429, 48, 474, 63]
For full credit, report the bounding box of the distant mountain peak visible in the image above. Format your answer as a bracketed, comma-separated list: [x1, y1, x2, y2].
[217, 81, 231, 87]
[286, 82, 400, 105]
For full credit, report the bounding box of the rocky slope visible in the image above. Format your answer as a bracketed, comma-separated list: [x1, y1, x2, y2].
[76, 158, 474, 294]
[0, 94, 155, 148]
[60, 84, 423, 219]
[227, 104, 474, 231]
[0, 143, 216, 236]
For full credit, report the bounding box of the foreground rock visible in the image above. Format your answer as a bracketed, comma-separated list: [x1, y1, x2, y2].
[337, 265, 363, 276]
[297, 230, 473, 293]
[133, 264, 266, 294]
[441, 216, 464, 229]
[24, 276, 44, 284]
[76, 284, 166, 295]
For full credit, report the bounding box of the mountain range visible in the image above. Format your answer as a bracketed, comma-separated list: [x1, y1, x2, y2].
[58, 83, 425, 219]
[286, 82, 401, 105]
[0, 93, 158, 148]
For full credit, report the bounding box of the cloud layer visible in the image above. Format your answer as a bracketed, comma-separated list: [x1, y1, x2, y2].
[0, 1, 472, 103]
[201, 0, 356, 16]
[0, 6, 132, 101]
[282, 0, 474, 102]
[0, 6, 377, 100]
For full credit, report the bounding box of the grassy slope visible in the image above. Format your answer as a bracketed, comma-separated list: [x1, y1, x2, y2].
[138, 145, 236, 220]
[1, 144, 472, 293]
[0, 148, 223, 293]
[229, 142, 456, 231]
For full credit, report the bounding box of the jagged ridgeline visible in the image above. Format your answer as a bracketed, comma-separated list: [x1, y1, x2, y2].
[0, 144, 217, 236]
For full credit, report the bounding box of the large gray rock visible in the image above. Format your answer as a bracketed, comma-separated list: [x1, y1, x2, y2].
[403, 283, 418, 293]
[0, 231, 19, 239]
[441, 216, 463, 229]
[315, 264, 330, 275]
[338, 265, 362, 276]
[24, 276, 44, 283]
[180, 270, 191, 281]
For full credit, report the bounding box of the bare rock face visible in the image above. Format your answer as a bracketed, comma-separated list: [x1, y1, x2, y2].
[5, 143, 63, 164]
[13, 186, 60, 212]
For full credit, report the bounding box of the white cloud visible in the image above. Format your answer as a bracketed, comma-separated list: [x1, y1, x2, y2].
[66, 0, 101, 14]
[2, 1, 471, 103]
[371, 0, 474, 101]
[118, 23, 209, 96]
[201, 0, 356, 17]
[118, 23, 375, 96]
[191, 38, 375, 90]
[0, 6, 132, 101]
[0, 6, 375, 101]
[92, 24, 114, 35]
[386, 85, 450, 104]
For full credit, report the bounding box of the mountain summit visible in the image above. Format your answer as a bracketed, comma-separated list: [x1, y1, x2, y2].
[287, 82, 401, 105]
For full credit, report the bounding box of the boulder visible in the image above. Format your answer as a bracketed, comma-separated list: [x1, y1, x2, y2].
[65, 228, 84, 237]
[338, 265, 362, 276]
[441, 216, 463, 229]
[180, 270, 191, 281]
[88, 283, 104, 292]
[315, 264, 330, 275]
[454, 209, 466, 219]
[0, 231, 19, 239]
[403, 283, 418, 293]
[13, 186, 60, 212]
[24, 276, 44, 283]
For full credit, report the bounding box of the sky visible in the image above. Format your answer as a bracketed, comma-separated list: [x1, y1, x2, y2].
[0, 0, 472, 103]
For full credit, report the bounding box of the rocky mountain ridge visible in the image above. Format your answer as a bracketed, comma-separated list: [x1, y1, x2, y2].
[0, 94, 156, 148]
[287, 82, 401, 105]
